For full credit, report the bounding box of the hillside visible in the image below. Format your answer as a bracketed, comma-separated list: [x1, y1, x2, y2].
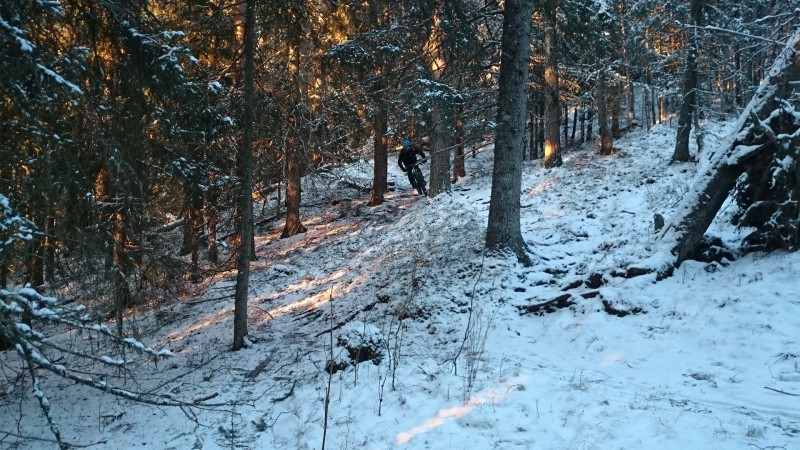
[3, 121, 800, 450]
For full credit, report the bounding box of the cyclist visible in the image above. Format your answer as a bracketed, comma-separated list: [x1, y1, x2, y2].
[397, 138, 427, 195]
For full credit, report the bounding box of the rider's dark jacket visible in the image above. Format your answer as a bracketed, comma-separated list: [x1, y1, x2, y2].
[398, 145, 426, 172]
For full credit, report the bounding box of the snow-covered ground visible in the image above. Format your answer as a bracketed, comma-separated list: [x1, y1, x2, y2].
[3, 120, 800, 450]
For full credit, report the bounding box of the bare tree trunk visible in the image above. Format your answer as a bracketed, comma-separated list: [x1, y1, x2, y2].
[570, 106, 578, 145]
[282, 13, 307, 238]
[610, 82, 621, 138]
[453, 118, 466, 181]
[734, 46, 743, 109]
[206, 172, 219, 264]
[537, 102, 545, 156]
[579, 101, 586, 143]
[644, 87, 650, 127]
[429, 107, 450, 197]
[189, 191, 203, 281]
[673, 0, 703, 162]
[233, 0, 255, 351]
[627, 81, 635, 128]
[282, 141, 307, 237]
[597, 70, 613, 155]
[542, 21, 562, 168]
[27, 237, 44, 290]
[486, 0, 534, 266]
[529, 111, 537, 159]
[586, 104, 594, 141]
[368, 109, 389, 206]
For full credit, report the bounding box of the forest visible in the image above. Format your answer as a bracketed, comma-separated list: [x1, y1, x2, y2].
[1, 0, 800, 449]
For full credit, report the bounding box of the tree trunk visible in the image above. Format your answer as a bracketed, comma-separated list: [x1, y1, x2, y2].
[570, 106, 578, 145]
[368, 109, 389, 206]
[206, 171, 219, 264]
[485, 0, 534, 266]
[429, 107, 450, 197]
[281, 13, 307, 238]
[542, 22, 562, 168]
[453, 118, 466, 181]
[529, 111, 537, 159]
[643, 87, 650, 128]
[635, 29, 800, 279]
[183, 185, 203, 280]
[282, 140, 307, 238]
[597, 70, 613, 155]
[585, 104, 593, 142]
[233, 0, 255, 351]
[627, 80, 635, 129]
[610, 82, 621, 138]
[672, 0, 703, 163]
[537, 102, 545, 157]
[734, 46, 743, 109]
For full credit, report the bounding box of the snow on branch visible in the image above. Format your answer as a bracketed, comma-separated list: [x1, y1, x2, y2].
[0, 15, 36, 53]
[35, 63, 83, 95]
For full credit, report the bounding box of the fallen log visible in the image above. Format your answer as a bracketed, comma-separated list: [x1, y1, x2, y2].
[631, 28, 800, 280]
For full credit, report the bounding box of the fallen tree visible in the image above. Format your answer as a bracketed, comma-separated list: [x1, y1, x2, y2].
[633, 27, 800, 280]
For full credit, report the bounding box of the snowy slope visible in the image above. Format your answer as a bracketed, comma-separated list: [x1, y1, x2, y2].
[2, 121, 800, 450]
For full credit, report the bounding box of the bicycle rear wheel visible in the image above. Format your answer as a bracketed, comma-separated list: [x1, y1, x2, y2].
[413, 168, 427, 196]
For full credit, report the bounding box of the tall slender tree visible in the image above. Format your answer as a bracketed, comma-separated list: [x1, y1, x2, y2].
[597, 68, 614, 155]
[486, 0, 533, 266]
[672, 0, 704, 162]
[542, 7, 562, 168]
[233, 0, 256, 351]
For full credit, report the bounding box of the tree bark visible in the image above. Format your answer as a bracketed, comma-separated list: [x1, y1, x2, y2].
[672, 0, 703, 163]
[368, 109, 389, 206]
[570, 106, 578, 145]
[597, 70, 613, 155]
[486, 0, 533, 266]
[610, 82, 621, 138]
[233, 0, 255, 351]
[453, 118, 466, 181]
[282, 140, 307, 238]
[542, 20, 562, 168]
[585, 104, 593, 143]
[429, 107, 450, 196]
[281, 11, 307, 238]
[206, 171, 219, 264]
[529, 111, 537, 159]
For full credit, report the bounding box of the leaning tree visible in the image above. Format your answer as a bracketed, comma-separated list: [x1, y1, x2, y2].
[635, 28, 800, 279]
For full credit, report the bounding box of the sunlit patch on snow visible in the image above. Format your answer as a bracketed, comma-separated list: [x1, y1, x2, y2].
[166, 306, 234, 344]
[251, 269, 369, 322]
[252, 287, 332, 322]
[395, 375, 526, 445]
[527, 178, 555, 197]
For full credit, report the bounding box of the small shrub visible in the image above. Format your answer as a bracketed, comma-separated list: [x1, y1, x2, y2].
[337, 321, 386, 365]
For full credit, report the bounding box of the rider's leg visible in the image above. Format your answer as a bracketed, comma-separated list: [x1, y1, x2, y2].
[407, 171, 417, 191]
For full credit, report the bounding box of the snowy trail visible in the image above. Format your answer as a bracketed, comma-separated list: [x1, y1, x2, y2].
[5, 122, 800, 449]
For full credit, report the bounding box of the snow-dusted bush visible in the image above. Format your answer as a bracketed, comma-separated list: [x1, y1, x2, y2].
[337, 321, 386, 365]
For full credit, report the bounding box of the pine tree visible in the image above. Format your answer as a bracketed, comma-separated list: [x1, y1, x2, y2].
[486, 0, 533, 266]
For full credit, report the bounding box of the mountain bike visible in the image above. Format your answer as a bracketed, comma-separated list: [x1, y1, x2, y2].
[410, 159, 427, 196]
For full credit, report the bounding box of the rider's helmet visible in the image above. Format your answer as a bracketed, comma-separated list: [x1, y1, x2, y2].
[401, 139, 410, 148]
